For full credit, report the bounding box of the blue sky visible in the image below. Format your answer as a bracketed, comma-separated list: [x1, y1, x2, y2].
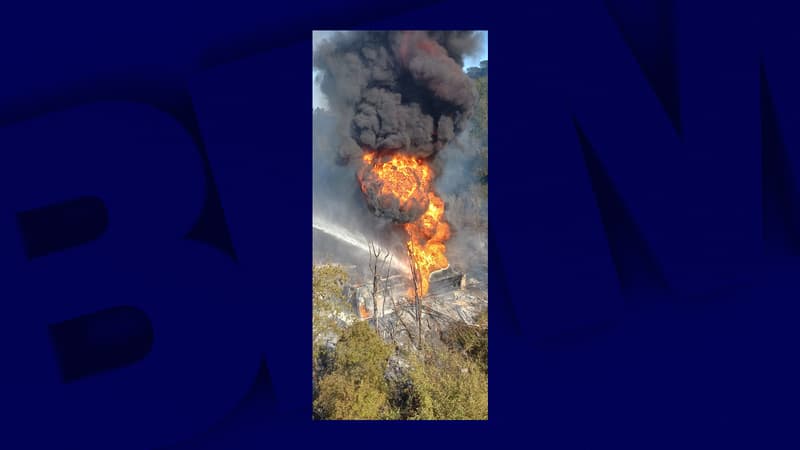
[313, 31, 487, 110]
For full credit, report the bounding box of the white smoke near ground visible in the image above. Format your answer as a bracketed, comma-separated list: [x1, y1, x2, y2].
[436, 125, 488, 281]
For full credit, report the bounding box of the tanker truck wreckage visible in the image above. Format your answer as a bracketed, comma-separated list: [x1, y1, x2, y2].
[339, 244, 484, 350]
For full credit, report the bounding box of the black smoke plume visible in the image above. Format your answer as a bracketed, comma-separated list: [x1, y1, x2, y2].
[313, 31, 480, 163]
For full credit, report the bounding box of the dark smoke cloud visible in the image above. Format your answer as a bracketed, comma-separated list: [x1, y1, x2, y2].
[313, 31, 480, 162]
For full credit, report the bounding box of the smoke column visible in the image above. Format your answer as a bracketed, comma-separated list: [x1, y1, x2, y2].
[313, 31, 480, 223]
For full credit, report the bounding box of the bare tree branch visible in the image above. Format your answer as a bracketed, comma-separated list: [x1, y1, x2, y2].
[368, 241, 392, 336]
[391, 296, 417, 350]
[407, 242, 423, 350]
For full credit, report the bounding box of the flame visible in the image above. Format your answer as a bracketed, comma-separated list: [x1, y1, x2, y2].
[358, 303, 370, 319]
[360, 152, 431, 207]
[405, 193, 451, 296]
[359, 151, 450, 296]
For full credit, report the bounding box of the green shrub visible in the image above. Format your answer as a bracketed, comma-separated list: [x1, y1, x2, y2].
[404, 349, 488, 420]
[314, 373, 394, 420]
[312, 264, 349, 338]
[314, 321, 396, 420]
[441, 311, 488, 373]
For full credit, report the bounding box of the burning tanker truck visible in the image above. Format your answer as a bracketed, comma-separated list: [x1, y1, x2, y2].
[314, 31, 480, 300]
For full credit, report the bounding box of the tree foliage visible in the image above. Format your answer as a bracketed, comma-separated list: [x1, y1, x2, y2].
[312, 264, 351, 391]
[314, 373, 392, 420]
[403, 348, 488, 420]
[441, 310, 488, 373]
[331, 320, 394, 387]
[467, 61, 488, 187]
[314, 321, 397, 419]
[313, 312, 489, 420]
[312, 264, 349, 339]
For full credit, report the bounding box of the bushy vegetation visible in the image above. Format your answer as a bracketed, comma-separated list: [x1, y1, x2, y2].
[402, 347, 488, 420]
[312, 264, 351, 393]
[441, 310, 488, 373]
[313, 321, 397, 420]
[331, 320, 395, 387]
[313, 310, 488, 420]
[315, 373, 392, 420]
[312, 264, 349, 339]
[471, 61, 488, 184]
[397, 311, 488, 420]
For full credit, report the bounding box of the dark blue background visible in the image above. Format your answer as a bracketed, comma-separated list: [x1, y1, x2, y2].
[2, 0, 798, 448]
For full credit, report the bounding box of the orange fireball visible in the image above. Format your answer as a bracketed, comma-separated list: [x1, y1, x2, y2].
[358, 151, 450, 296]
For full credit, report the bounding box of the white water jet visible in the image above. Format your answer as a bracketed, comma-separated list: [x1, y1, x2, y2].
[312, 216, 409, 274]
[313, 217, 370, 252]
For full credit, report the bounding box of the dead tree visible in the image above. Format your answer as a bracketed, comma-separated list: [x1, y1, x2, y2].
[390, 296, 414, 347]
[367, 241, 390, 334]
[381, 253, 393, 339]
[407, 242, 423, 350]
